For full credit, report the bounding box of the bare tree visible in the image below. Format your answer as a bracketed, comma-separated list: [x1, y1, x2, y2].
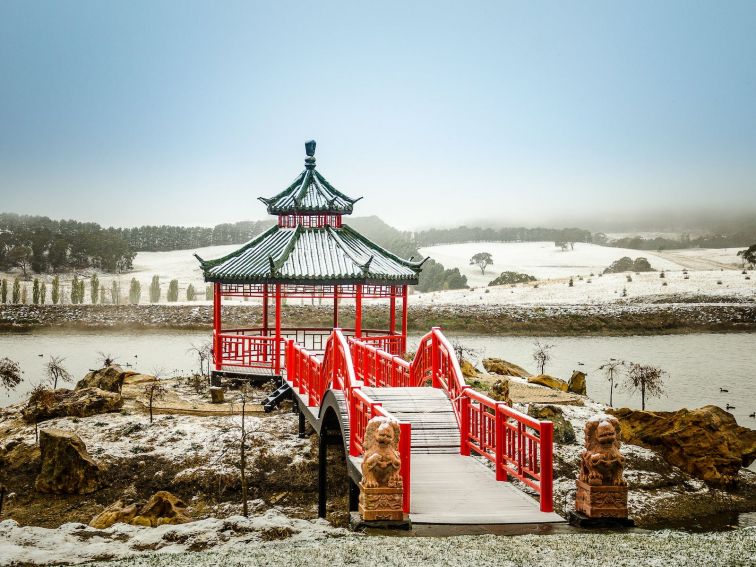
[97, 351, 117, 367]
[532, 340, 554, 375]
[598, 358, 625, 406]
[188, 341, 213, 378]
[625, 363, 666, 410]
[234, 384, 254, 517]
[46, 356, 73, 389]
[0, 358, 22, 393]
[143, 371, 167, 424]
[451, 339, 479, 364]
[469, 252, 493, 275]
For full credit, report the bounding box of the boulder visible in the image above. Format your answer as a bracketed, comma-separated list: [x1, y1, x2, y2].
[608, 405, 756, 487]
[89, 500, 138, 528]
[76, 365, 125, 393]
[22, 388, 123, 423]
[568, 371, 587, 396]
[482, 358, 532, 378]
[209, 387, 225, 404]
[35, 429, 102, 494]
[131, 491, 191, 527]
[527, 374, 569, 392]
[527, 404, 576, 444]
[489, 379, 512, 406]
[459, 359, 479, 379]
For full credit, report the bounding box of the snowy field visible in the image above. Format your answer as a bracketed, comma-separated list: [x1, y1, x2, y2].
[418, 241, 745, 287]
[1, 242, 752, 307]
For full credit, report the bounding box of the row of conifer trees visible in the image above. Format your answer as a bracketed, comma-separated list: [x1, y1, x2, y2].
[0, 275, 211, 305]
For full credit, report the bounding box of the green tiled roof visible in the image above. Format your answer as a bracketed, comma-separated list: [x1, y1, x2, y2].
[196, 225, 424, 284]
[258, 141, 360, 215]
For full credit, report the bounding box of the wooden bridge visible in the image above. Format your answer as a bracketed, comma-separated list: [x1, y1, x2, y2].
[284, 327, 563, 526]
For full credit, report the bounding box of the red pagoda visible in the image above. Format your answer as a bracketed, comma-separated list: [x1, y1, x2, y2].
[196, 141, 425, 378]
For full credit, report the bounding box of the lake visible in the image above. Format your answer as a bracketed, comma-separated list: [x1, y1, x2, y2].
[1, 330, 755, 429]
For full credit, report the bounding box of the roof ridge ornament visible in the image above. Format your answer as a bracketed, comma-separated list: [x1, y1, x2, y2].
[304, 139, 316, 170]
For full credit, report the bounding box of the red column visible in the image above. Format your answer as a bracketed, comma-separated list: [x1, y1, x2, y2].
[333, 284, 339, 329]
[400, 285, 408, 354]
[540, 421, 554, 513]
[389, 287, 396, 335]
[274, 284, 282, 374]
[213, 282, 222, 370]
[355, 284, 362, 338]
[262, 284, 268, 336]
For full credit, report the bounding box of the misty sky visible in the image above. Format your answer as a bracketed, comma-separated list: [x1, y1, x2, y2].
[1, 1, 755, 230]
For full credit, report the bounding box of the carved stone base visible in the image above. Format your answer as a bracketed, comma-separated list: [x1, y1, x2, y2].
[575, 479, 628, 519]
[358, 484, 403, 522]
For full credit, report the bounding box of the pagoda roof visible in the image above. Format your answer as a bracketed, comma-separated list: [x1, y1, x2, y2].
[196, 224, 425, 285]
[258, 140, 360, 215]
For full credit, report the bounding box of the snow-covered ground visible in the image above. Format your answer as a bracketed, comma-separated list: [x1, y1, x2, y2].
[1, 242, 752, 307]
[418, 241, 744, 287]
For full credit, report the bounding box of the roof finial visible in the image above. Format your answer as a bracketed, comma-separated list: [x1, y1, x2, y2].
[304, 140, 316, 169]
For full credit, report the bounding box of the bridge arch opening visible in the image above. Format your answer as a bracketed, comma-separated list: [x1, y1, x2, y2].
[317, 406, 353, 526]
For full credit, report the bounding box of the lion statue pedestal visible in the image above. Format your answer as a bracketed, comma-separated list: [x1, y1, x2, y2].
[571, 415, 634, 527]
[358, 416, 404, 522]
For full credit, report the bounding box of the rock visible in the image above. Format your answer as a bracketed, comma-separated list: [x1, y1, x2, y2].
[131, 491, 191, 527]
[459, 359, 479, 379]
[209, 387, 225, 404]
[22, 388, 123, 423]
[123, 373, 156, 385]
[527, 374, 569, 392]
[527, 404, 576, 444]
[568, 371, 587, 396]
[76, 365, 125, 393]
[35, 429, 102, 494]
[489, 379, 512, 406]
[482, 358, 532, 378]
[89, 500, 138, 528]
[89, 491, 191, 528]
[608, 405, 756, 487]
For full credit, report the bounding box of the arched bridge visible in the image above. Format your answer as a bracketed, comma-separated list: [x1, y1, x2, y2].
[284, 328, 563, 526]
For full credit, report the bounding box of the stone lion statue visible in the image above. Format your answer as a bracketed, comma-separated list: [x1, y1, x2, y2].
[580, 415, 626, 487]
[361, 417, 402, 489]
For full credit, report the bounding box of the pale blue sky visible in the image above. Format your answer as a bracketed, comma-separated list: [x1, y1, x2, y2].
[1, 1, 755, 229]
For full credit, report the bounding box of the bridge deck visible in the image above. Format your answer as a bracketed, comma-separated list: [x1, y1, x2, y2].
[361, 387, 562, 525]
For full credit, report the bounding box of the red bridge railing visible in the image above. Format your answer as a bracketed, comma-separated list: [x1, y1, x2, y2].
[286, 329, 412, 513]
[411, 327, 554, 513]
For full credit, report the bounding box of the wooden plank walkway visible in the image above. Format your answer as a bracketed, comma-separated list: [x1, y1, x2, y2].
[360, 387, 564, 525]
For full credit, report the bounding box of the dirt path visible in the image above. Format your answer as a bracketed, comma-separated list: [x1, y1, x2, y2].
[648, 250, 739, 271]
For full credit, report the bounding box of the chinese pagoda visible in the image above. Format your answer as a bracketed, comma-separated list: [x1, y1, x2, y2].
[196, 140, 425, 377]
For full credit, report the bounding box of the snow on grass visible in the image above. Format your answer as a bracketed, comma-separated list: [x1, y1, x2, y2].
[418, 241, 686, 286]
[0, 509, 348, 566]
[412, 265, 755, 306]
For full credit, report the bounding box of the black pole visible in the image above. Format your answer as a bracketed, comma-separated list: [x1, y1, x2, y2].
[298, 410, 306, 438]
[348, 479, 359, 512]
[318, 433, 327, 518]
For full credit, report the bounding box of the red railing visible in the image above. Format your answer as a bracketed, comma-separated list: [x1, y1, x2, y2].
[349, 339, 413, 387]
[412, 328, 554, 513]
[218, 334, 284, 370]
[286, 329, 412, 513]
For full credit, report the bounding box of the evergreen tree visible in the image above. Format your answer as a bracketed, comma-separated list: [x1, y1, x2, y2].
[21, 284, 28, 304]
[71, 276, 80, 304]
[51, 276, 60, 305]
[1, 279, 7, 304]
[205, 285, 212, 300]
[149, 275, 161, 303]
[80, 279, 85, 303]
[12, 278, 21, 303]
[167, 279, 179, 302]
[90, 274, 99, 304]
[129, 278, 141, 304]
[32, 278, 40, 304]
[111, 280, 120, 305]
[40, 282, 46, 305]
[100, 287, 106, 304]
[186, 283, 196, 301]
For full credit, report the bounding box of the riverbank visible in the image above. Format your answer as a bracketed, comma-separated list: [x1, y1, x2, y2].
[1, 302, 755, 335]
